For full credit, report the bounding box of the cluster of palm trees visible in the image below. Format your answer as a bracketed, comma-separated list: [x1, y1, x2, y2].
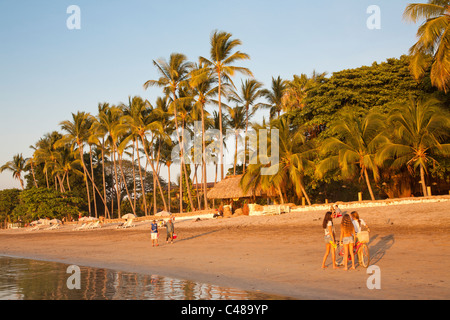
[239, 96, 449, 205]
[2, 30, 320, 218]
[2, 5, 449, 218]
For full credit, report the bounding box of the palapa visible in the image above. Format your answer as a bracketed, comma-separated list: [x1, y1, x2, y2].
[207, 175, 263, 200]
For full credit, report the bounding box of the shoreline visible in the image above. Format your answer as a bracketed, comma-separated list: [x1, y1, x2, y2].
[1, 198, 450, 300]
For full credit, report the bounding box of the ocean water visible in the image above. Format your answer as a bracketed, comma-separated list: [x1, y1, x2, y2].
[0, 255, 290, 300]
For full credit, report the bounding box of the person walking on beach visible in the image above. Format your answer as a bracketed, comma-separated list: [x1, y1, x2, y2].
[340, 214, 356, 270]
[166, 216, 175, 244]
[151, 220, 159, 247]
[322, 211, 338, 269]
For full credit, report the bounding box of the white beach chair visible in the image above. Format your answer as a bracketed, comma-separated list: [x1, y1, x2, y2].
[116, 220, 130, 229]
[87, 221, 101, 229]
[46, 224, 60, 230]
[123, 219, 136, 228]
[26, 225, 40, 232]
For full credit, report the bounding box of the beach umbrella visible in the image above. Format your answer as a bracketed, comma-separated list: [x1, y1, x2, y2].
[156, 211, 171, 217]
[122, 213, 136, 220]
[79, 216, 97, 222]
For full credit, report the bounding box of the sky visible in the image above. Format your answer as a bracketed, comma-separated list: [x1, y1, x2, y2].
[0, 0, 420, 190]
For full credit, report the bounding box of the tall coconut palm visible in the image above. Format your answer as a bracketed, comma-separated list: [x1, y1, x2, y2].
[229, 79, 265, 172]
[189, 61, 218, 208]
[226, 105, 246, 175]
[1, 153, 27, 190]
[376, 96, 450, 196]
[120, 96, 152, 215]
[403, 0, 450, 92]
[316, 110, 388, 201]
[200, 30, 253, 180]
[143, 53, 192, 213]
[261, 76, 287, 120]
[240, 117, 315, 205]
[122, 97, 169, 212]
[58, 112, 94, 215]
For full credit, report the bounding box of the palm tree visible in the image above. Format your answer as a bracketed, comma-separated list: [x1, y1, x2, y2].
[200, 30, 253, 180]
[376, 96, 450, 196]
[122, 97, 169, 212]
[58, 112, 94, 215]
[240, 117, 315, 205]
[226, 105, 246, 175]
[229, 79, 265, 172]
[120, 96, 152, 215]
[261, 76, 287, 120]
[316, 109, 388, 201]
[143, 53, 192, 213]
[1, 153, 27, 189]
[189, 61, 218, 208]
[403, 0, 450, 93]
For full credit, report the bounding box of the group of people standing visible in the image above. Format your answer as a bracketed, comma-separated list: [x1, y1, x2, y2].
[150, 215, 176, 247]
[321, 204, 370, 270]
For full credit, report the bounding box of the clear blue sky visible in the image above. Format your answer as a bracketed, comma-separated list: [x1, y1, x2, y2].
[0, 0, 419, 190]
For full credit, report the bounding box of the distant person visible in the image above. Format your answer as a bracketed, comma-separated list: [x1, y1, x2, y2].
[340, 214, 356, 271]
[332, 204, 342, 218]
[151, 220, 159, 247]
[166, 217, 175, 244]
[321, 211, 337, 269]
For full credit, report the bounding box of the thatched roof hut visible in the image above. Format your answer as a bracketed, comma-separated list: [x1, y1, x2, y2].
[207, 175, 263, 200]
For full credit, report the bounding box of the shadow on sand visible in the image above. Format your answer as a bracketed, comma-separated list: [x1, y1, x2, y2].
[368, 234, 395, 265]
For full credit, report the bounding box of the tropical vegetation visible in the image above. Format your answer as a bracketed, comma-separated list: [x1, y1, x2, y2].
[1, 3, 450, 225]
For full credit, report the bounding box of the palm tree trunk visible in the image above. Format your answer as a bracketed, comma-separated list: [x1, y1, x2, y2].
[218, 71, 224, 181]
[112, 146, 121, 219]
[300, 182, 312, 206]
[234, 132, 238, 175]
[89, 145, 98, 218]
[118, 153, 136, 215]
[30, 162, 38, 188]
[244, 104, 249, 174]
[135, 139, 148, 216]
[201, 104, 208, 210]
[277, 185, 284, 204]
[167, 163, 171, 212]
[420, 164, 427, 197]
[181, 121, 195, 211]
[78, 147, 92, 216]
[139, 135, 167, 211]
[363, 168, 376, 201]
[101, 141, 109, 219]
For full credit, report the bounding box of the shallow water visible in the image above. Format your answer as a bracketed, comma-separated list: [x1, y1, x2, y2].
[0, 255, 291, 300]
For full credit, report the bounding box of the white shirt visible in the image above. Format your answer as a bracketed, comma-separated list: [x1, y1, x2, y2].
[324, 221, 334, 236]
[352, 219, 366, 234]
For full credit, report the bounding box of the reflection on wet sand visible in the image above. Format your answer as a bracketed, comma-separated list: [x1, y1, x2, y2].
[0, 256, 291, 300]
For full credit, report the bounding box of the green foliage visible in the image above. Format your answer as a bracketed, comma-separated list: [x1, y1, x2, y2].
[288, 56, 447, 130]
[0, 189, 21, 222]
[11, 188, 84, 222]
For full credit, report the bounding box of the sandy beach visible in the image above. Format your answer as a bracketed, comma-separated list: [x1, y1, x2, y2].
[1, 197, 450, 300]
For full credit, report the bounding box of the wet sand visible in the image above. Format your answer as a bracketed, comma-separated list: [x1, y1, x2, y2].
[1, 198, 449, 300]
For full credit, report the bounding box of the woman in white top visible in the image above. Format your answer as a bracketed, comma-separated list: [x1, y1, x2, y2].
[350, 211, 370, 239]
[321, 211, 338, 269]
